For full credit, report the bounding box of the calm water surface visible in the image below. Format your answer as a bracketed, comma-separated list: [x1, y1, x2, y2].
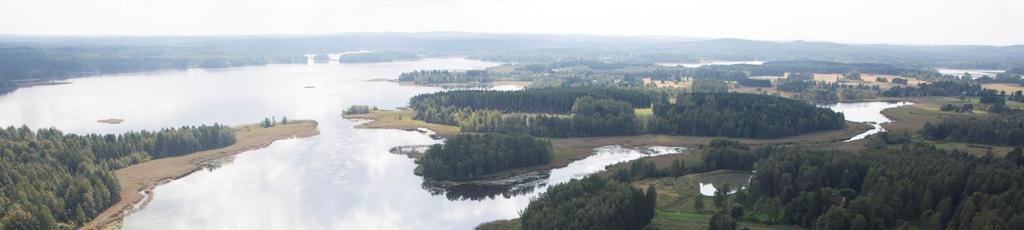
[0, 58, 688, 229]
[821, 101, 911, 142]
[0, 58, 909, 229]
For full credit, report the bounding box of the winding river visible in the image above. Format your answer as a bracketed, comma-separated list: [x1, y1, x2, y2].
[0, 58, 907, 229]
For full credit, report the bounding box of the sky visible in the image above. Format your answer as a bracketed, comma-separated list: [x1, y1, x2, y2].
[0, 0, 1021, 46]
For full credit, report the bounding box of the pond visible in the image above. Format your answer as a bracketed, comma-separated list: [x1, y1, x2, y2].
[698, 170, 754, 196]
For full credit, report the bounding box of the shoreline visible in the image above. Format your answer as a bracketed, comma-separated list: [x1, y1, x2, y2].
[83, 120, 320, 230]
[348, 108, 870, 186]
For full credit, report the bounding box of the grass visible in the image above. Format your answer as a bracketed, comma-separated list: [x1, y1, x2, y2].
[634, 174, 802, 230]
[475, 219, 520, 230]
[634, 108, 653, 119]
[981, 83, 1024, 93]
[343, 108, 460, 138]
[878, 99, 1018, 156]
[549, 121, 869, 159]
[650, 211, 800, 230]
[85, 120, 320, 229]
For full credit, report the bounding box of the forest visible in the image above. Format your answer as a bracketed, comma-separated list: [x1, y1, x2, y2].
[410, 87, 653, 120]
[337, 51, 419, 63]
[0, 79, 13, 94]
[0, 124, 235, 229]
[921, 112, 1024, 146]
[342, 105, 375, 115]
[398, 69, 491, 84]
[411, 89, 844, 138]
[0, 46, 302, 83]
[880, 81, 994, 97]
[519, 176, 657, 230]
[647, 93, 846, 138]
[733, 144, 1024, 229]
[419, 133, 552, 181]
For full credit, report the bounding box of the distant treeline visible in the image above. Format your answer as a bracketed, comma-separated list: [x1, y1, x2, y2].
[922, 112, 1024, 146]
[398, 70, 491, 84]
[419, 133, 552, 181]
[520, 176, 657, 230]
[746, 60, 917, 76]
[0, 79, 13, 94]
[0, 46, 304, 90]
[337, 51, 419, 63]
[410, 87, 653, 116]
[342, 105, 376, 115]
[411, 88, 844, 138]
[0, 124, 235, 228]
[880, 81, 994, 97]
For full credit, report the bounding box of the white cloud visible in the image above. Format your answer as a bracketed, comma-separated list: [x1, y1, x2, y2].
[0, 0, 1021, 45]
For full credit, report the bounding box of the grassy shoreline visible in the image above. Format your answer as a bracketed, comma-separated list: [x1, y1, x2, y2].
[83, 120, 320, 230]
[344, 108, 871, 184]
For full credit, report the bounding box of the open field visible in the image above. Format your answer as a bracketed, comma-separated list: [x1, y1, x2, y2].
[550, 121, 870, 158]
[84, 121, 320, 230]
[982, 83, 1024, 93]
[642, 77, 690, 88]
[343, 108, 460, 138]
[811, 73, 926, 90]
[476, 170, 800, 230]
[635, 173, 802, 229]
[730, 85, 792, 97]
[879, 98, 1018, 156]
[634, 108, 653, 119]
[601, 149, 705, 178]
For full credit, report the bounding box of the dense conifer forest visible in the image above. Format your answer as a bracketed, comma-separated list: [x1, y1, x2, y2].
[419, 133, 552, 181]
[922, 112, 1024, 146]
[0, 79, 13, 94]
[0, 124, 235, 228]
[519, 176, 657, 230]
[398, 70, 491, 84]
[880, 81, 994, 97]
[736, 144, 1024, 229]
[647, 93, 845, 138]
[411, 89, 844, 138]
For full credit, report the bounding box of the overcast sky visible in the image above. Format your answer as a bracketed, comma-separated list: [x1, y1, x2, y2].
[1, 0, 1021, 45]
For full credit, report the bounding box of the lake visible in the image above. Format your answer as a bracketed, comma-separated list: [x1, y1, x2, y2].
[656, 60, 765, 68]
[0, 58, 687, 229]
[935, 68, 1005, 79]
[0, 58, 907, 229]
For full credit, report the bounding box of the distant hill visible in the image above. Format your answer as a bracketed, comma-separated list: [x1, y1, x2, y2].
[1, 33, 1022, 85]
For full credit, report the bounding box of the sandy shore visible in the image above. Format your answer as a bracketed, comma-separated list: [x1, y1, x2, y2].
[83, 120, 320, 230]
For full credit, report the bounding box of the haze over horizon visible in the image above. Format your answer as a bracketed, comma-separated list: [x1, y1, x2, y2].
[1, 0, 1021, 46]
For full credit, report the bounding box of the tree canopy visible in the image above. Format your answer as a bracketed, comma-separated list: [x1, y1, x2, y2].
[419, 133, 552, 181]
[0, 124, 235, 228]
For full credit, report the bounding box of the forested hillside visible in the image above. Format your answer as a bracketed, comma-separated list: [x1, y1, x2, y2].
[0, 125, 235, 228]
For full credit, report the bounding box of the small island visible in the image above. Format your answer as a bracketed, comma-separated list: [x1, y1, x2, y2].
[97, 118, 125, 124]
[419, 133, 553, 181]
